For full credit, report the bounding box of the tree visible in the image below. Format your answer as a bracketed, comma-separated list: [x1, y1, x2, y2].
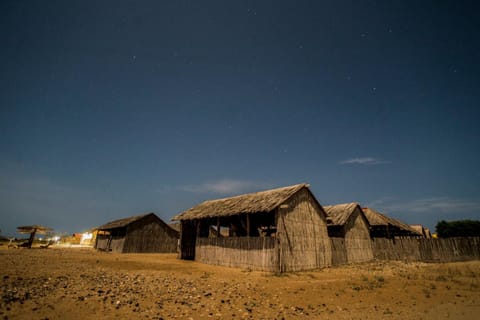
[435, 220, 480, 238]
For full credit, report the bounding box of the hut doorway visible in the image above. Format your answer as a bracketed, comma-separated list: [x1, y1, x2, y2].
[180, 220, 197, 260]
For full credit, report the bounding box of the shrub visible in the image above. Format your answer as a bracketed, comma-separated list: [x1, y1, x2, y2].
[435, 220, 480, 238]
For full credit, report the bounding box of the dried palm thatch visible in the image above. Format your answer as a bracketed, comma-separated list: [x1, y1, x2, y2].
[362, 207, 419, 234]
[168, 223, 180, 232]
[172, 183, 309, 221]
[16, 225, 53, 248]
[97, 213, 152, 230]
[17, 225, 52, 235]
[410, 224, 430, 237]
[410, 224, 423, 234]
[323, 203, 361, 226]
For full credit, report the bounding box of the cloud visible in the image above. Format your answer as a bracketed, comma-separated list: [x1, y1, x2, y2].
[158, 179, 272, 195]
[340, 157, 389, 165]
[366, 197, 480, 214]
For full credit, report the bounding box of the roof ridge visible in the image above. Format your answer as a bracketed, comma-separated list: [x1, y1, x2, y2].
[172, 183, 310, 221]
[201, 183, 308, 204]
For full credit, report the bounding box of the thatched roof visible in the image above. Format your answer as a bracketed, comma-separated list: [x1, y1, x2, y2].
[410, 224, 423, 233]
[362, 207, 418, 233]
[97, 213, 153, 230]
[97, 213, 179, 236]
[17, 225, 52, 235]
[410, 224, 427, 237]
[172, 183, 310, 221]
[168, 223, 180, 232]
[323, 203, 362, 226]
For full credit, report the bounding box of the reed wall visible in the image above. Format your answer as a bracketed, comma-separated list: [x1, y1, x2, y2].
[372, 237, 480, 262]
[344, 208, 374, 263]
[195, 236, 480, 271]
[276, 189, 332, 272]
[95, 235, 125, 253]
[123, 216, 178, 253]
[195, 237, 276, 271]
[330, 238, 347, 266]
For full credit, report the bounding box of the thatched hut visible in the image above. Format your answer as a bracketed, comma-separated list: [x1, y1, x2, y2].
[172, 183, 332, 272]
[95, 213, 179, 253]
[410, 224, 432, 238]
[324, 203, 373, 264]
[362, 207, 419, 238]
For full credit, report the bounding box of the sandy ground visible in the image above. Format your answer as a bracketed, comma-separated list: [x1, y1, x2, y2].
[1, 246, 479, 320]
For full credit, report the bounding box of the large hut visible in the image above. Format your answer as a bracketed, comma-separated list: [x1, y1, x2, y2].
[324, 203, 373, 265]
[362, 207, 420, 238]
[95, 213, 179, 253]
[172, 183, 332, 272]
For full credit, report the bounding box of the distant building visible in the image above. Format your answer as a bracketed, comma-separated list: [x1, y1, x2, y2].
[362, 207, 420, 238]
[95, 213, 179, 253]
[410, 224, 432, 238]
[324, 203, 373, 264]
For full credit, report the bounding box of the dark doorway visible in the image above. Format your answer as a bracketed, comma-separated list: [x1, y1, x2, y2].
[180, 220, 197, 260]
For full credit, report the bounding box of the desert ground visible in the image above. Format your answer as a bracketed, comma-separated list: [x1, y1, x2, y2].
[1, 246, 479, 320]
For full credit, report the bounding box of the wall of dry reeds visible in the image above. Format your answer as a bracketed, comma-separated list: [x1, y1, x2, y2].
[123, 215, 179, 253]
[195, 237, 276, 271]
[276, 189, 332, 272]
[194, 236, 480, 271]
[372, 237, 480, 262]
[330, 238, 347, 266]
[330, 238, 373, 265]
[95, 234, 125, 253]
[343, 208, 374, 263]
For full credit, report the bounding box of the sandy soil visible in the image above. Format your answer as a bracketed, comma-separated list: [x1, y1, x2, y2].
[1, 246, 479, 320]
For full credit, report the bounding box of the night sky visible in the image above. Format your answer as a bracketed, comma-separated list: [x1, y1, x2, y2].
[1, 1, 479, 236]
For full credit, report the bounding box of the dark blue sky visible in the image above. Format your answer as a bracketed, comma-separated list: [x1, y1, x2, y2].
[1, 0, 479, 236]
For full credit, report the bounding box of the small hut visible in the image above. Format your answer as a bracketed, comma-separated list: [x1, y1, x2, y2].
[172, 183, 332, 272]
[324, 203, 373, 264]
[424, 227, 432, 238]
[95, 213, 179, 253]
[362, 207, 419, 238]
[410, 224, 432, 238]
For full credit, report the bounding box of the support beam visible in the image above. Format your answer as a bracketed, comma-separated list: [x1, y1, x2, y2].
[27, 229, 37, 248]
[246, 214, 250, 237]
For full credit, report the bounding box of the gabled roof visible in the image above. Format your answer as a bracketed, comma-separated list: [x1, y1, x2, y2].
[97, 213, 154, 230]
[410, 224, 427, 236]
[410, 224, 422, 232]
[323, 203, 363, 226]
[172, 183, 312, 221]
[362, 207, 418, 234]
[168, 223, 180, 232]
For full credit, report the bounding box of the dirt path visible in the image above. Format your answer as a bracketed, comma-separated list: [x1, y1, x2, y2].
[1, 247, 479, 319]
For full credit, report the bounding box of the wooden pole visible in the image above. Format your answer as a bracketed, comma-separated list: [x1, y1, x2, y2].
[27, 228, 37, 248]
[216, 218, 220, 237]
[196, 220, 201, 237]
[246, 214, 250, 237]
